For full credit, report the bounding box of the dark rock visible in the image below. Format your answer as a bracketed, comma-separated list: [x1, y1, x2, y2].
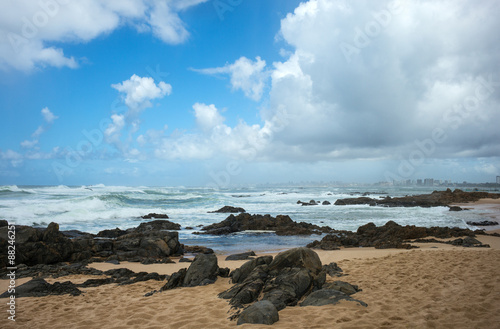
[179, 257, 193, 263]
[162, 253, 219, 290]
[308, 221, 477, 250]
[236, 300, 279, 325]
[226, 251, 257, 261]
[0, 219, 8, 227]
[467, 220, 498, 226]
[323, 262, 343, 277]
[182, 245, 214, 254]
[209, 206, 246, 213]
[323, 281, 361, 295]
[268, 247, 322, 276]
[220, 248, 333, 317]
[448, 206, 463, 211]
[200, 213, 333, 236]
[231, 256, 273, 284]
[218, 267, 231, 277]
[0, 278, 82, 298]
[334, 189, 500, 208]
[141, 213, 169, 219]
[97, 228, 127, 238]
[183, 253, 219, 287]
[300, 289, 367, 307]
[322, 201, 331, 205]
[135, 219, 180, 231]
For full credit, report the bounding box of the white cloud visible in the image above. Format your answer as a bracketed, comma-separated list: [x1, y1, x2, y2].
[111, 74, 172, 112]
[21, 107, 58, 149]
[106, 74, 171, 150]
[193, 103, 225, 132]
[41, 107, 58, 123]
[105, 114, 126, 144]
[0, 0, 207, 71]
[193, 56, 268, 101]
[1, 150, 23, 167]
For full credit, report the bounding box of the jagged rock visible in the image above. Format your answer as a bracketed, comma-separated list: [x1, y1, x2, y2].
[334, 189, 500, 208]
[141, 213, 169, 219]
[220, 248, 330, 314]
[467, 220, 498, 226]
[323, 262, 343, 277]
[200, 213, 333, 236]
[162, 253, 219, 290]
[300, 289, 367, 307]
[0, 278, 82, 298]
[231, 256, 273, 284]
[236, 300, 279, 325]
[183, 253, 219, 287]
[307, 221, 478, 250]
[209, 206, 246, 213]
[135, 219, 180, 231]
[226, 251, 257, 261]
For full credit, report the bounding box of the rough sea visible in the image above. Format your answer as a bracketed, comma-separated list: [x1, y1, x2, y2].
[0, 185, 493, 253]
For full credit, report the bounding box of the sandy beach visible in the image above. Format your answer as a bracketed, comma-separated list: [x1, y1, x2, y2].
[1, 235, 499, 328]
[2, 198, 500, 328]
[452, 198, 500, 231]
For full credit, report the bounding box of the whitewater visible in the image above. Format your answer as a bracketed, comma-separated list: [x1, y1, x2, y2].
[0, 185, 491, 253]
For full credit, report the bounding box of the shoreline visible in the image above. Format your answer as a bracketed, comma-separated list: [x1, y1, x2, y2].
[451, 198, 500, 231]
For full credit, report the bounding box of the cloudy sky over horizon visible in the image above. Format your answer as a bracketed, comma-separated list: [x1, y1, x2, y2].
[1, 0, 499, 186]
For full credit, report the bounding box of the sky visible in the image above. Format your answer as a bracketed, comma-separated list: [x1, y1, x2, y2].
[0, 0, 499, 187]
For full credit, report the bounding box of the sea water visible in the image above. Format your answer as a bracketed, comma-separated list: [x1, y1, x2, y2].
[0, 185, 493, 253]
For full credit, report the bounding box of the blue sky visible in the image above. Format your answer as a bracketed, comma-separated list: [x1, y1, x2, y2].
[1, 0, 499, 186]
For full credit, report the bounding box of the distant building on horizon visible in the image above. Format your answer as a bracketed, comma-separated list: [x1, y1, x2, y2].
[424, 178, 434, 186]
[497, 176, 500, 184]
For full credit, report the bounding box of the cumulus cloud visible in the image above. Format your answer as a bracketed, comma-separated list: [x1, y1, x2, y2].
[106, 74, 172, 148]
[0, 0, 207, 71]
[259, 0, 500, 162]
[193, 103, 225, 132]
[111, 74, 172, 112]
[193, 56, 268, 101]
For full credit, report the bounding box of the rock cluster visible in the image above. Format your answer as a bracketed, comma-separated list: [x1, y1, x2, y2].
[198, 213, 334, 236]
[307, 221, 481, 250]
[467, 220, 499, 226]
[0, 220, 182, 269]
[334, 189, 500, 207]
[219, 247, 366, 325]
[0, 278, 82, 298]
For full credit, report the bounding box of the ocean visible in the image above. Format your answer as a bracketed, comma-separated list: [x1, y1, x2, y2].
[0, 185, 493, 253]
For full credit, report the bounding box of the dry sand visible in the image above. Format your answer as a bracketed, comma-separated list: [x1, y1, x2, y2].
[2, 201, 500, 328]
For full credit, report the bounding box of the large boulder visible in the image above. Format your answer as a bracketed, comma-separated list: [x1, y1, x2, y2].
[237, 300, 279, 326]
[135, 219, 180, 231]
[268, 247, 323, 276]
[231, 256, 273, 284]
[183, 253, 219, 287]
[0, 278, 82, 298]
[162, 253, 219, 290]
